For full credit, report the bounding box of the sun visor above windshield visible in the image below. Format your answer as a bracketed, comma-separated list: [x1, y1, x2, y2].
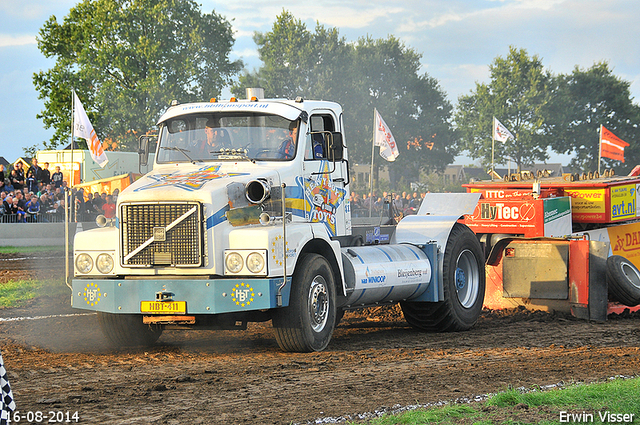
[158, 101, 305, 124]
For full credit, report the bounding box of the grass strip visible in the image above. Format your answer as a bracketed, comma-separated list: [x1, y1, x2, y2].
[349, 377, 640, 424]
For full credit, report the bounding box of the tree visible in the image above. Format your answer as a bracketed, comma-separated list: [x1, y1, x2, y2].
[237, 11, 456, 189]
[455, 46, 552, 171]
[348, 36, 456, 186]
[546, 62, 640, 172]
[33, 0, 242, 151]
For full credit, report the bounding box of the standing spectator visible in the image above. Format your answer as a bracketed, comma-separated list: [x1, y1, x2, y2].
[51, 166, 64, 189]
[26, 195, 40, 222]
[29, 158, 42, 183]
[91, 192, 104, 216]
[409, 192, 420, 209]
[40, 162, 51, 185]
[2, 195, 12, 217]
[10, 197, 26, 222]
[40, 193, 53, 215]
[0, 164, 5, 191]
[26, 170, 38, 193]
[14, 191, 26, 211]
[10, 164, 24, 191]
[102, 195, 116, 218]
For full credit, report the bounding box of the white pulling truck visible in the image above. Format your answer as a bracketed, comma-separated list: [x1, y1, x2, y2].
[72, 94, 485, 352]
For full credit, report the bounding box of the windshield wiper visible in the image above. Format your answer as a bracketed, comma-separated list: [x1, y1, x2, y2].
[210, 148, 255, 164]
[160, 146, 200, 164]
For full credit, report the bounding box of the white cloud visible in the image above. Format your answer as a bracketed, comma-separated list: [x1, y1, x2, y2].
[0, 34, 36, 48]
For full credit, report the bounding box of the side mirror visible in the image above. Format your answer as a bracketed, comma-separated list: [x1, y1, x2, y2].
[138, 135, 156, 168]
[327, 132, 344, 162]
[138, 136, 149, 167]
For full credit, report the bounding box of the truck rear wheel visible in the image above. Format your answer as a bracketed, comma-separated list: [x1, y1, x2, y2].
[272, 254, 336, 352]
[607, 255, 640, 307]
[401, 223, 485, 332]
[97, 312, 163, 347]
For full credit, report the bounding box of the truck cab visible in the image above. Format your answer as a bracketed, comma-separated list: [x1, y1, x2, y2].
[72, 96, 485, 352]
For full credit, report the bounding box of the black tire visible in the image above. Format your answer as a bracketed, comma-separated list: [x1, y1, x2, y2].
[606, 255, 640, 307]
[401, 223, 485, 332]
[97, 312, 163, 347]
[334, 307, 346, 327]
[272, 254, 336, 352]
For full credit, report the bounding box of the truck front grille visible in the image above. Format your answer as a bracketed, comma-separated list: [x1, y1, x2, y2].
[120, 202, 203, 267]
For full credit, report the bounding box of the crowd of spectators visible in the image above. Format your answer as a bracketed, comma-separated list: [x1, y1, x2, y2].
[0, 158, 117, 223]
[350, 190, 425, 218]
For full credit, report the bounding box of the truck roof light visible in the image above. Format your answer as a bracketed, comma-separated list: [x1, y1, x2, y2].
[295, 96, 303, 103]
[230, 97, 237, 102]
[210, 98, 217, 103]
[250, 96, 258, 102]
[170, 100, 179, 106]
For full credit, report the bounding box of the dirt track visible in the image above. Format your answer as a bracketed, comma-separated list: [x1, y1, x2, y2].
[1, 253, 639, 424]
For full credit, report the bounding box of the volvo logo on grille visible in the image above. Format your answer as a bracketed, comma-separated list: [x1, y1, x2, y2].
[153, 227, 167, 241]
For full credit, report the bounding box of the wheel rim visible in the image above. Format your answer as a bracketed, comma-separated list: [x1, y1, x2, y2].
[455, 249, 480, 309]
[620, 262, 640, 289]
[308, 275, 329, 332]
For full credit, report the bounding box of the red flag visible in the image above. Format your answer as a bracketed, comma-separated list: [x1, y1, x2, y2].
[601, 125, 629, 163]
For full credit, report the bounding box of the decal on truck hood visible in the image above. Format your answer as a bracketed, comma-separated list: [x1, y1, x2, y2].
[134, 165, 249, 192]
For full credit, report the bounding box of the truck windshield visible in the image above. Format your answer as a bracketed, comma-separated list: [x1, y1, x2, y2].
[156, 112, 299, 163]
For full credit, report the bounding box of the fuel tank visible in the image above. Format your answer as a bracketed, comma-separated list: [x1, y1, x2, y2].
[340, 243, 435, 307]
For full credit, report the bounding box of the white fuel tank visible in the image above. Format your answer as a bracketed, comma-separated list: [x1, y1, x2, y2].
[340, 244, 433, 307]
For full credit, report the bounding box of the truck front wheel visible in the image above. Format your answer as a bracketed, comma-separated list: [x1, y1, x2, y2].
[401, 223, 485, 332]
[272, 254, 336, 352]
[97, 312, 163, 347]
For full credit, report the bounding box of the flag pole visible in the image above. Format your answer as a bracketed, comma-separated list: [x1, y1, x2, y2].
[491, 117, 495, 181]
[65, 90, 74, 290]
[598, 124, 603, 176]
[369, 109, 376, 217]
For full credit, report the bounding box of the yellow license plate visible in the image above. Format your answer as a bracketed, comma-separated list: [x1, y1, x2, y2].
[140, 301, 186, 314]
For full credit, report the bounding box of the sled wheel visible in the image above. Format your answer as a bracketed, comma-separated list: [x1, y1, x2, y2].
[97, 312, 163, 347]
[401, 223, 485, 332]
[606, 255, 640, 307]
[272, 254, 336, 352]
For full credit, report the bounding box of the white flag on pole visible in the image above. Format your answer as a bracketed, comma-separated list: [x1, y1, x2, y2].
[73, 92, 109, 168]
[493, 117, 515, 143]
[374, 110, 399, 162]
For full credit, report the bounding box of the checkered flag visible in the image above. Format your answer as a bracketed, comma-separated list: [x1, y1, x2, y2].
[0, 351, 15, 425]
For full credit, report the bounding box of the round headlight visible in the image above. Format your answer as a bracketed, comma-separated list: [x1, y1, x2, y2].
[96, 253, 114, 274]
[75, 253, 93, 274]
[246, 252, 265, 273]
[225, 252, 244, 273]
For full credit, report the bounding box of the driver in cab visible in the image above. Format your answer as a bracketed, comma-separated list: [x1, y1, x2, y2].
[200, 119, 231, 157]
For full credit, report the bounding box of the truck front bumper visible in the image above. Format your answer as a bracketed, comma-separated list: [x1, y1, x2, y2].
[72, 277, 291, 315]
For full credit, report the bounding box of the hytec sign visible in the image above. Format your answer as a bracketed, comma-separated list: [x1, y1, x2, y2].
[479, 202, 535, 221]
[465, 197, 572, 238]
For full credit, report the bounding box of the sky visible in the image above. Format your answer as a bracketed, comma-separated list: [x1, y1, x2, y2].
[1, 0, 640, 166]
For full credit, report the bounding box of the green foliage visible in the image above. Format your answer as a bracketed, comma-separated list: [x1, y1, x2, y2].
[455, 46, 552, 170]
[33, 0, 242, 151]
[236, 11, 456, 190]
[546, 62, 640, 172]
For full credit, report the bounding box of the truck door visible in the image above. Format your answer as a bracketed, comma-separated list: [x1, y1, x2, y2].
[301, 112, 348, 237]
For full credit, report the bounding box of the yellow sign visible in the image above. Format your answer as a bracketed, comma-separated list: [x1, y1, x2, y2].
[608, 221, 640, 270]
[610, 184, 636, 221]
[564, 189, 606, 220]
